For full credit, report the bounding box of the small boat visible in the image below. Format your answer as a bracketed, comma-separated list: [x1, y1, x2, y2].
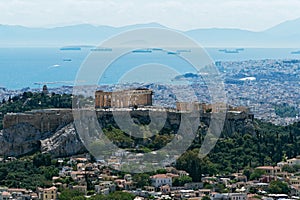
[219, 48, 242, 53]
[60, 47, 81, 51]
[224, 50, 239, 53]
[91, 48, 112, 52]
[167, 51, 179, 55]
[49, 64, 61, 69]
[132, 49, 152, 53]
[176, 49, 191, 53]
[152, 48, 163, 51]
[63, 58, 72, 62]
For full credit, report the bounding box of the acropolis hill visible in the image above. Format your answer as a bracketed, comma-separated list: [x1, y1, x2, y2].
[0, 104, 255, 158]
[0, 88, 254, 157]
[3, 87, 253, 132]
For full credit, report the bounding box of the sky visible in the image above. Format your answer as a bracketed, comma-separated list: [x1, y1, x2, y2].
[1, 0, 300, 31]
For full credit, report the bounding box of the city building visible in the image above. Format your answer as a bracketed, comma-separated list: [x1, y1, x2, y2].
[256, 166, 281, 175]
[210, 193, 247, 200]
[37, 186, 57, 200]
[72, 185, 87, 195]
[290, 176, 300, 185]
[95, 181, 116, 195]
[277, 155, 300, 167]
[0, 191, 11, 200]
[95, 88, 153, 108]
[150, 174, 173, 188]
[287, 156, 300, 166]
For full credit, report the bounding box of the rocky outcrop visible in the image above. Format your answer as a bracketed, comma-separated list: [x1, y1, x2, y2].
[0, 123, 42, 156]
[0, 122, 86, 158]
[223, 117, 255, 136]
[0, 109, 254, 158]
[41, 123, 86, 157]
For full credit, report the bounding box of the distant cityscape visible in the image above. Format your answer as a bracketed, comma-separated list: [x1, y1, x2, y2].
[1, 58, 299, 126]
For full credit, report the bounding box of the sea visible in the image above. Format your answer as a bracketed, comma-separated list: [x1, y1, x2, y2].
[0, 47, 300, 90]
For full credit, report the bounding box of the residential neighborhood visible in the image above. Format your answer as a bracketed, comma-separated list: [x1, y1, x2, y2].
[1, 153, 300, 200]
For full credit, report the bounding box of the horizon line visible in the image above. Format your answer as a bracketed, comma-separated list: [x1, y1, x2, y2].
[1, 17, 300, 33]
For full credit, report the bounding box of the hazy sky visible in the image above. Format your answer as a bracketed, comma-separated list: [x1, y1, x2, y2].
[1, 0, 300, 31]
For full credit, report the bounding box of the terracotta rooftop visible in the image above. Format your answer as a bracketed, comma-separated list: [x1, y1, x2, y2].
[1, 191, 11, 196]
[151, 174, 171, 179]
[256, 166, 280, 170]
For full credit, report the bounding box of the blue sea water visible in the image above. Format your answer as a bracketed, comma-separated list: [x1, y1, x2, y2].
[0, 47, 300, 89]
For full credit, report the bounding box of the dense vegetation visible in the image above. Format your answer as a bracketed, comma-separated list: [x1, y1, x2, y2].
[93, 119, 300, 182]
[59, 190, 135, 200]
[268, 180, 290, 194]
[0, 92, 72, 129]
[176, 120, 300, 181]
[98, 120, 300, 182]
[275, 103, 298, 118]
[0, 153, 58, 190]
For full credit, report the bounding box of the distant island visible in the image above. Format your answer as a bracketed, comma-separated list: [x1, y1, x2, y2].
[291, 50, 300, 54]
[173, 72, 200, 81]
[60, 47, 81, 51]
[219, 48, 244, 54]
[60, 45, 95, 51]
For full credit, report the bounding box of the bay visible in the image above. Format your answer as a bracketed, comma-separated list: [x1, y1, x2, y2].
[0, 47, 299, 89]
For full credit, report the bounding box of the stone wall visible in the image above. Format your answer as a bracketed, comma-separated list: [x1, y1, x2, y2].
[0, 108, 254, 157]
[3, 109, 73, 133]
[3, 108, 253, 134]
[176, 102, 249, 114]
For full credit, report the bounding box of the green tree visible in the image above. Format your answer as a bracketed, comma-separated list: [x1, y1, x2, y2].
[59, 189, 85, 200]
[72, 197, 86, 200]
[173, 175, 192, 186]
[89, 191, 135, 200]
[250, 169, 265, 180]
[243, 168, 251, 180]
[268, 180, 290, 194]
[133, 174, 150, 188]
[282, 164, 296, 173]
[0, 157, 58, 190]
[176, 149, 202, 182]
[33, 153, 52, 167]
[202, 196, 211, 200]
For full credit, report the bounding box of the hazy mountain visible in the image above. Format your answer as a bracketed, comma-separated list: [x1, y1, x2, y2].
[185, 28, 267, 47]
[0, 19, 300, 47]
[186, 18, 300, 47]
[264, 17, 300, 36]
[0, 24, 117, 46]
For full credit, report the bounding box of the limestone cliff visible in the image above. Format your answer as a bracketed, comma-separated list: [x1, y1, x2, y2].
[0, 109, 254, 158]
[40, 123, 86, 157]
[0, 122, 87, 157]
[0, 123, 43, 156]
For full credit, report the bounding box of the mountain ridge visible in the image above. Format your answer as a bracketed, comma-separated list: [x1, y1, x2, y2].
[1, 19, 300, 47]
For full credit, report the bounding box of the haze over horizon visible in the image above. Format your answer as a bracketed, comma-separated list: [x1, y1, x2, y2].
[1, 0, 300, 31]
